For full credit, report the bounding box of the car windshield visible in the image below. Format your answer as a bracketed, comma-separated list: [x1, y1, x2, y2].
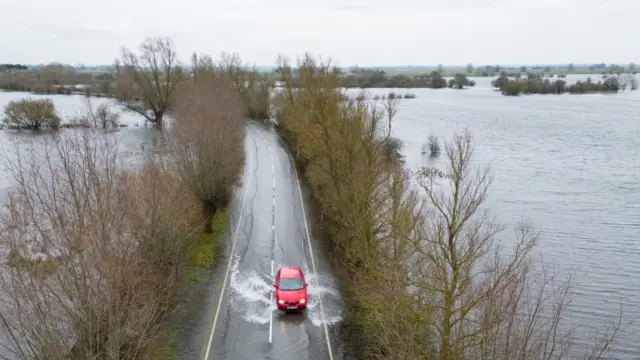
[279, 277, 303, 291]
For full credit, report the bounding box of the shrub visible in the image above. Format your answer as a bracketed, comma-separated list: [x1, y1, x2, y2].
[3, 98, 61, 130]
[428, 134, 440, 156]
[0, 131, 202, 359]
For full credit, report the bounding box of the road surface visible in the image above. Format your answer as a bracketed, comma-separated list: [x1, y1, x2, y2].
[198, 122, 342, 360]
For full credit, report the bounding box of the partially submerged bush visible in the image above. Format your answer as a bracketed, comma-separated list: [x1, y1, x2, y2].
[494, 72, 637, 96]
[81, 96, 120, 129]
[3, 98, 61, 130]
[92, 103, 120, 128]
[425, 134, 440, 156]
[381, 136, 404, 163]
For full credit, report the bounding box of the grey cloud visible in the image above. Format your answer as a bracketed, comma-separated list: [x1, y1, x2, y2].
[1, 0, 639, 66]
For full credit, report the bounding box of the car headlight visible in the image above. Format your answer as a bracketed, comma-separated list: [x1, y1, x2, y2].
[299, 298, 306, 304]
[278, 299, 285, 305]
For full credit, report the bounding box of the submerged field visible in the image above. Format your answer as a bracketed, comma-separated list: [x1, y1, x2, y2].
[1, 77, 640, 358]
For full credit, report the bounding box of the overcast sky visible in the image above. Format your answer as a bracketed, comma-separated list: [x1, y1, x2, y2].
[2, 0, 639, 67]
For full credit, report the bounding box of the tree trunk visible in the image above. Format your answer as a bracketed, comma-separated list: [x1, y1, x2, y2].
[154, 111, 164, 130]
[203, 202, 216, 234]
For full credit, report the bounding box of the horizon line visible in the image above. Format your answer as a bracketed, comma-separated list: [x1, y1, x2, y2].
[1, 62, 633, 70]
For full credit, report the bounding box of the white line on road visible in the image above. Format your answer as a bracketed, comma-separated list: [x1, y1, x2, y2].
[264, 132, 276, 347]
[203, 137, 253, 360]
[251, 122, 335, 360]
[269, 259, 274, 344]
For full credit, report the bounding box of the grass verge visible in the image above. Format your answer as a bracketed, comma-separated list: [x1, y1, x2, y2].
[144, 210, 228, 360]
[187, 212, 228, 270]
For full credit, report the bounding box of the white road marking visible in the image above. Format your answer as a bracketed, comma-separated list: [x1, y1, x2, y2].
[203, 136, 253, 360]
[263, 132, 276, 346]
[269, 259, 274, 344]
[251, 122, 335, 360]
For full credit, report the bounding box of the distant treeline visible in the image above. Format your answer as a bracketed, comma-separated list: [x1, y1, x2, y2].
[1, 63, 477, 94]
[491, 72, 638, 96]
[338, 69, 475, 89]
[276, 67, 476, 89]
[0, 63, 114, 96]
[460, 63, 637, 77]
[346, 62, 639, 78]
[3, 60, 637, 97]
[4, 61, 638, 78]
[0, 64, 28, 70]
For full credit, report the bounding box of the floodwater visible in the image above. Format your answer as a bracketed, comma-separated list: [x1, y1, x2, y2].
[355, 74, 640, 359]
[0, 93, 162, 358]
[1, 74, 640, 358]
[227, 255, 342, 328]
[0, 93, 163, 203]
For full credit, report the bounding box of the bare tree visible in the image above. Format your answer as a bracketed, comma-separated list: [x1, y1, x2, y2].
[0, 130, 201, 359]
[84, 95, 120, 129]
[351, 166, 427, 359]
[412, 131, 620, 360]
[190, 52, 198, 82]
[0, 72, 11, 88]
[275, 55, 427, 359]
[217, 52, 272, 120]
[191, 53, 216, 81]
[39, 63, 77, 86]
[168, 70, 246, 233]
[377, 94, 398, 136]
[114, 37, 184, 129]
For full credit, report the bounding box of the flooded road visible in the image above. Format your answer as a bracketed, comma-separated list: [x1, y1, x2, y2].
[198, 123, 342, 360]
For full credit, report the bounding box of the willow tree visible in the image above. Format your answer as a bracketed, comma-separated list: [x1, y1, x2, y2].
[114, 37, 184, 129]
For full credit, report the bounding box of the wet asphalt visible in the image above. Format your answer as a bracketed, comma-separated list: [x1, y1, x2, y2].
[195, 122, 342, 360]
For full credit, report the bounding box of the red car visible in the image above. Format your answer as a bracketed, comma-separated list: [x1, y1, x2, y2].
[273, 265, 308, 312]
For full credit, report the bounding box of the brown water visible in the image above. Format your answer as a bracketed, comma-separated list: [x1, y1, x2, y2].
[2, 77, 640, 358]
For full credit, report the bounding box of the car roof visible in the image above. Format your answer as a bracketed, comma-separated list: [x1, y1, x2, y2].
[279, 266, 302, 278]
